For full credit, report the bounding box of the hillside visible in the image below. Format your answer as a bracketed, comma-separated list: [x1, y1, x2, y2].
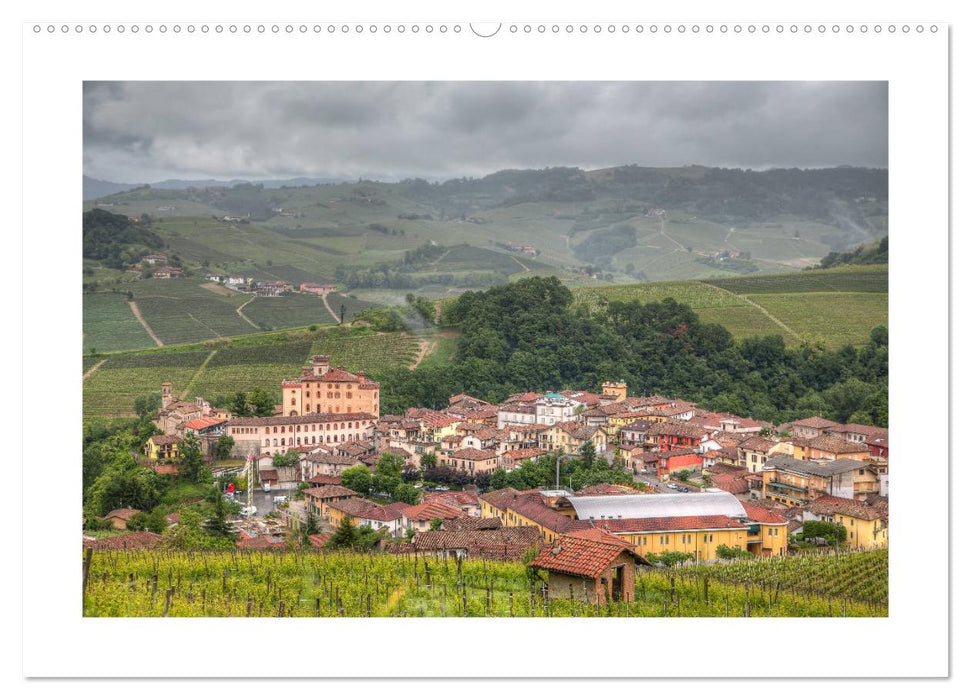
[83, 165, 887, 299]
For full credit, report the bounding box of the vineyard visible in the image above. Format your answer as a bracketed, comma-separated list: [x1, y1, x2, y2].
[83, 328, 422, 418]
[568, 265, 887, 347]
[82, 549, 887, 618]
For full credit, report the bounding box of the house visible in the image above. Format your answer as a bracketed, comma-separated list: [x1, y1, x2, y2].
[601, 381, 628, 402]
[760, 456, 881, 507]
[826, 423, 889, 445]
[182, 416, 227, 438]
[737, 435, 788, 473]
[140, 253, 167, 265]
[530, 529, 648, 604]
[619, 419, 653, 448]
[478, 488, 523, 522]
[505, 493, 592, 544]
[152, 266, 183, 279]
[803, 434, 872, 462]
[784, 416, 842, 439]
[421, 490, 481, 517]
[401, 501, 465, 532]
[541, 421, 608, 454]
[102, 508, 141, 530]
[411, 526, 544, 561]
[803, 494, 888, 549]
[644, 447, 703, 479]
[500, 447, 551, 470]
[304, 485, 359, 520]
[444, 447, 499, 475]
[647, 420, 711, 452]
[144, 434, 180, 462]
[322, 498, 409, 538]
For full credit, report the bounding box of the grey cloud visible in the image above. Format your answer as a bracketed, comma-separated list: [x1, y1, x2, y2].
[83, 81, 888, 183]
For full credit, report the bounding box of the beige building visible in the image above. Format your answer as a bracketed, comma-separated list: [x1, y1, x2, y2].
[281, 355, 380, 417]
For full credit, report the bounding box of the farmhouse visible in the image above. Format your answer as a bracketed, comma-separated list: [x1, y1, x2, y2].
[152, 266, 183, 279]
[102, 508, 141, 530]
[531, 529, 647, 604]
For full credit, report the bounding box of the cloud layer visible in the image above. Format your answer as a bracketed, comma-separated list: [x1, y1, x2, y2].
[83, 81, 888, 183]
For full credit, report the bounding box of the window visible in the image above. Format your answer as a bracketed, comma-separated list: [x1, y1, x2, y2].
[291, 398, 296, 406]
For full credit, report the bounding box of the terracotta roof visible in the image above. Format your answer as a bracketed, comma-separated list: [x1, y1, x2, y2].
[443, 516, 503, 531]
[792, 416, 842, 429]
[236, 534, 287, 550]
[184, 417, 227, 430]
[530, 537, 637, 579]
[327, 497, 383, 519]
[741, 501, 788, 524]
[508, 496, 592, 534]
[738, 435, 777, 453]
[710, 473, 751, 494]
[227, 412, 375, 427]
[805, 495, 885, 521]
[304, 485, 358, 499]
[83, 532, 161, 550]
[149, 435, 181, 445]
[164, 512, 181, 524]
[596, 515, 746, 534]
[806, 434, 869, 455]
[555, 421, 600, 441]
[651, 420, 710, 439]
[422, 491, 479, 508]
[501, 447, 550, 462]
[308, 533, 331, 549]
[103, 508, 141, 521]
[413, 527, 543, 559]
[479, 487, 522, 511]
[307, 453, 361, 465]
[402, 501, 465, 522]
[564, 527, 636, 550]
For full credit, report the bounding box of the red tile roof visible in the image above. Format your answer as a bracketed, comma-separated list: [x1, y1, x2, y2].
[530, 537, 635, 579]
[805, 495, 885, 521]
[304, 485, 358, 500]
[307, 474, 343, 486]
[806, 434, 869, 455]
[103, 508, 141, 521]
[450, 447, 497, 461]
[595, 515, 747, 534]
[741, 501, 788, 524]
[402, 501, 465, 522]
[792, 416, 841, 429]
[184, 416, 227, 430]
[508, 495, 592, 534]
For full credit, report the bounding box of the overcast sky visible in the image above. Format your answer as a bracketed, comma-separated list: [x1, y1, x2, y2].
[83, 81, 888, 184]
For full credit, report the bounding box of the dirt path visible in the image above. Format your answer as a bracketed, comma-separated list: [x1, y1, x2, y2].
[409, 338, 434, 370]
[82, 359, 106, 382]
[181, 349, 219, 398]
[128, 300, 164, 346]
[187, 312, 223, 339]
[321, 293, 341, 324]
[698, 282, 801, 341]
[236, 296, 259, 329]
[659, 218, 687, 252]
[511, 256, 530, 272]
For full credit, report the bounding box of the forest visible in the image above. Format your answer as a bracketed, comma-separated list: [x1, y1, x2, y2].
[373, 276, 888, 426]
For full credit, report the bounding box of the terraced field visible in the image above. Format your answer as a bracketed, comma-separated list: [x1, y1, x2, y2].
[243, 295, 337, 330]
[82, 328, 422, 418]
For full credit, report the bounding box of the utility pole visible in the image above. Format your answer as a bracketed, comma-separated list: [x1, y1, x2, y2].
[245, 449, 255, 518]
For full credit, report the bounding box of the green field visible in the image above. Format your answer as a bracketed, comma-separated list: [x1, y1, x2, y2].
[243, 295, 336, 330]
[83, 327, 422, 418]
[569, 265, 887, 347]
[83, 293, 156, 353]
[82, 548, 887, 617]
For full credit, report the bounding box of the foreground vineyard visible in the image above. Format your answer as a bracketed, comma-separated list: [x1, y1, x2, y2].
[83, 549, 887, 617]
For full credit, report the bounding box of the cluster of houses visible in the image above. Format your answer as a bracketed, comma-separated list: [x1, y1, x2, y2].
[128, 253, 183, 278]
[200, 274, 335, 298]
[132, 357, 889, 593]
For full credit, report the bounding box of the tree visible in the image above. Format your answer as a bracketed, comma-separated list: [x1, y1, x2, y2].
[213, 434, 235, 460]
[373, 453, 406, 495]
[178, 432, 209, 483]
[419, 451, 438, 473]
[429, 518, 443, 531]
[341, 465, 372, 496]
[303, 510, 321, 536]
[394, 482, 421, 505]
[133, 393, 161, 419]
[249, 386, 275, 417]
[229, 391, 251, 417]
[802, 520, 847, 544]
[578, 441, 596, 469]
[272, 450, 300, 469]
[204, 488, 235, 540]
[715, 544, 752, 559]
[328, 515, 360, 550]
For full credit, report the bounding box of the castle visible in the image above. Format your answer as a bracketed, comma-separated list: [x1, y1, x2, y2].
[281, 355, 380, 417]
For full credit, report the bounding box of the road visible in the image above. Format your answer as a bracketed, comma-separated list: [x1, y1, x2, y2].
[231, 487, 299, 517]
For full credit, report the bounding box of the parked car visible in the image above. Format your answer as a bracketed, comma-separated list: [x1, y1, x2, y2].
[666, 483, 679, 490]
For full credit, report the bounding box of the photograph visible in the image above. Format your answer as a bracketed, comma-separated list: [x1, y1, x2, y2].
[80, 80, 890, 619]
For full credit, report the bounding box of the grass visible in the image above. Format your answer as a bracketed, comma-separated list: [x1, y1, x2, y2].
[708, 265, 888, 295]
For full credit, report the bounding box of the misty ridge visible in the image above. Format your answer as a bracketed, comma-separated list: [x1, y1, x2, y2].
[85, 164, 886, 251]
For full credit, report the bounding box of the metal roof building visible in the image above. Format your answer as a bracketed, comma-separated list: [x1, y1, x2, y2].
[566, 492, 748, 522]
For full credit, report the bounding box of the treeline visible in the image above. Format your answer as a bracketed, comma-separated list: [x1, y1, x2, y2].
[82, 208, 163, 269]
[814, 236, 888, 269]
[373, 276, 887, 427]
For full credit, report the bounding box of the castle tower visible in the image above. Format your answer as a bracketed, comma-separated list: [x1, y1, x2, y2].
[602, 381, 628, 402]
[310, 355, 331, 377]
[161, 382, 173, 409]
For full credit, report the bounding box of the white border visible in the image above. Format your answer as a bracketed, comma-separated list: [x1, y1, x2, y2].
[20, 4, 948, 681]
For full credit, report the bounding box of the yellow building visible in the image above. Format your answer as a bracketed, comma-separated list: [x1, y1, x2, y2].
[601, 381, 628, 402]
[805, 495, 888, 549]
[144, 434, 180, 462]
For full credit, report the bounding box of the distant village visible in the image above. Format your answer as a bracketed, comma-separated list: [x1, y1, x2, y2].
[109, 352, 889, 587]
[127, 252, 335, 297]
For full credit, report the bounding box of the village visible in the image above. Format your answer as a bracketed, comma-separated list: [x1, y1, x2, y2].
[89, 351, 891, 603]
